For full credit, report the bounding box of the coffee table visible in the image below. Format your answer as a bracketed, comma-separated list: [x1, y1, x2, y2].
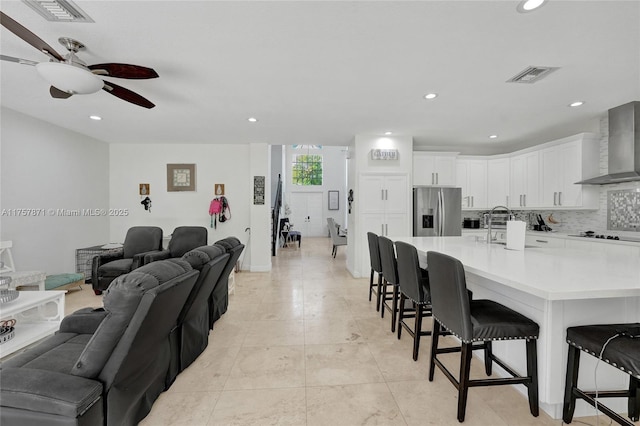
[0, 290, 65, 358]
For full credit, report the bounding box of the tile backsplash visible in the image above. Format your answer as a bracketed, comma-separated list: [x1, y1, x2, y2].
[464, 114, 640, 237]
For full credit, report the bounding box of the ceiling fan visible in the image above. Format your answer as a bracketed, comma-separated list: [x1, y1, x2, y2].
[0, 11, 158, 109]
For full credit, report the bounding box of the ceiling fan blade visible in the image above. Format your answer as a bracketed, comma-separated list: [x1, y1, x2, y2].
[0, 54, 38, 66]
[102, 81, 155, 109]
[0, 12, 64, 62]
[88, 63, 159, 79]
[50, 86, 72, 99]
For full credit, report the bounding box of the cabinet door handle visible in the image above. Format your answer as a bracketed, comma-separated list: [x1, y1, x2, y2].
[382, 224, 384, 235]
[523, 194, 526, 207]
[535, 239, 549, 243]
[506, 195, 509, 206]
[436, 173, 439, 184]
[381, 189, 384, 200]
[431, 173, 435, 185]
[385, 224, 388, 235]
[558, 192, 562, 206]
[553, 192, 557, 206]
[385, 189, 388, 200]
[519, 194, 523, 206]
[471, 196, 474, 207]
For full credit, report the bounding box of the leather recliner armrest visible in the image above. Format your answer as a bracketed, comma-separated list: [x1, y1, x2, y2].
[143, 249, 171, 265]
[0, 368, 102, 418]
[91, 250, 124, 284]
[59, 307, 108, 335]
[132, 250, 163, 269]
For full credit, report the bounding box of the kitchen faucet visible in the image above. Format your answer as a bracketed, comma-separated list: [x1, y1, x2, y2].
[487, 205, 514, 243]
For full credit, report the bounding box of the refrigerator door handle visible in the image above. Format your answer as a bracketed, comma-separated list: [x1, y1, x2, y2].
[440, 189, 446, 235]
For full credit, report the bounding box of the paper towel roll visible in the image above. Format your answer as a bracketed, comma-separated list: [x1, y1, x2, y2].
[506, 220, 526, 251]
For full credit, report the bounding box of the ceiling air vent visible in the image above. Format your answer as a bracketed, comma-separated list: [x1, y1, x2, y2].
[507, 66, 559, 84]
[22, 0, 94, 22]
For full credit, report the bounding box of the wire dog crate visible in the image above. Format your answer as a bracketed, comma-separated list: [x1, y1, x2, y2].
[75, 246, 121, 283]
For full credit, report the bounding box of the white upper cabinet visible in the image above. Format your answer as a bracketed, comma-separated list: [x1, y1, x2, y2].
[413, 152, 457, 186]
[487, 157, 510, 208]
[539, 134, 599, 209]
[456, 157, 488, 209]
[510, 151, 540, 208]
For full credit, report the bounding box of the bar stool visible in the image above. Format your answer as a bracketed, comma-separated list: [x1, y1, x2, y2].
[366, 232, 384, 311]
[563, 323, 640, 426]
[394, 241, 434, 361]
[378, 236, 400, 332]
[426, 251, 539, 423]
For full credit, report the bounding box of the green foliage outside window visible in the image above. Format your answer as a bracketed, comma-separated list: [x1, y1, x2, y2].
[292, 154, 323, 185]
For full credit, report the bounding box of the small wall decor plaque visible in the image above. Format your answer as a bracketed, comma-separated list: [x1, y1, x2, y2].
[370, 149, 398, 160]
[139, 183, 150, 196]
[254, 176, 265, 205]
[328, 190, 339, 210]
[167, 164, 196, 192]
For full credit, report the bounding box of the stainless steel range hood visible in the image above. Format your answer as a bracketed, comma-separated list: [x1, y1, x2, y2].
[577, 101, 640, 185]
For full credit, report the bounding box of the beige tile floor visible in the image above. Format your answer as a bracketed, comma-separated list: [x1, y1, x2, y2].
[64, 237, 631, 426]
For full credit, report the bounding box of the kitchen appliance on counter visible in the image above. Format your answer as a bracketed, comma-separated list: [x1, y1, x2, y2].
[413, 187, 462, 237]
[463, 218, 481, 229]
[483, 213, 513, 229]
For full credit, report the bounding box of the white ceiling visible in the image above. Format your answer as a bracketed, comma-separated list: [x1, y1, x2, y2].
[1, 0, 639, 154]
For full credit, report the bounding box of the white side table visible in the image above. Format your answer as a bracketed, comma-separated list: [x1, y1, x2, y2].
[4, 271, 46, 291]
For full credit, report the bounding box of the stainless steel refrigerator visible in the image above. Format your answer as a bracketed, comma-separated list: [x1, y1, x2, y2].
[413, 186, 462, 237]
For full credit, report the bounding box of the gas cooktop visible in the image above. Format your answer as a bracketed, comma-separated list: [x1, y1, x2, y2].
[568, 233, 640, 243]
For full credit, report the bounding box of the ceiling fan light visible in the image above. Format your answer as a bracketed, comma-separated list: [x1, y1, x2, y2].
[36, 62, 103, 94]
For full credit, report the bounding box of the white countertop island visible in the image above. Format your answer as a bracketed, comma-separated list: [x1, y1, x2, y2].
[392, 236, 640, 419]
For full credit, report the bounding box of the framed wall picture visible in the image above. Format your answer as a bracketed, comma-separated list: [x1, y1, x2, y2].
[167, 164, 196, 192]
[328, 190, 339, 210]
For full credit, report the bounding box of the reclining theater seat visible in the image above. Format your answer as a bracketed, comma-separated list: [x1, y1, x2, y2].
[143, 226, 208, 265]
[167, 244, 229, 386]
[209, 237, 245, 328]
[0, 259, 199, 426]
[92, 226, 164, 294]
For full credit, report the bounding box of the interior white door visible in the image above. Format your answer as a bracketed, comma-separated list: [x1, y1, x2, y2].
[289, 192, 324, 237]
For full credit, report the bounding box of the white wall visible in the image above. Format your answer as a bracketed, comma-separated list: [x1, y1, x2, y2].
[0, 108, 110, 274]
[109, 143, 253, 267]
[283, 145, 348, 233]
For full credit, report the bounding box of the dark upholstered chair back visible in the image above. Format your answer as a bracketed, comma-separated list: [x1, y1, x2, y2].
[378, 236, 398, 286]
[180, 245, 229, 325]
[426, 251, 473, 341]
[395, 241, 430, 303]
[209, 238, 245, 326]
[168, 226, 208, 258]
[367, 232, 382, 274]
[122, 226, 163, 259]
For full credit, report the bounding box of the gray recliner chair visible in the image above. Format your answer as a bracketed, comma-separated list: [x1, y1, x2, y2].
[143, 226, 208, 265]
[0, 259, 198, 426]
[91, 226, 163, 295]
[166, 245, 230, 386]
[209, 237, 245, 328]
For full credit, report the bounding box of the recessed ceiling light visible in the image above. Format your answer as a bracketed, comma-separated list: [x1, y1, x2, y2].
[517, 0, 546, 13]
[384, 131, 392, 135]
[424, 93, 438, 100]
[569, 101, 585, 107]
[248, 117, 258, 122]
[489, 134, 498, 139]
[89, 115, 102, 120]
